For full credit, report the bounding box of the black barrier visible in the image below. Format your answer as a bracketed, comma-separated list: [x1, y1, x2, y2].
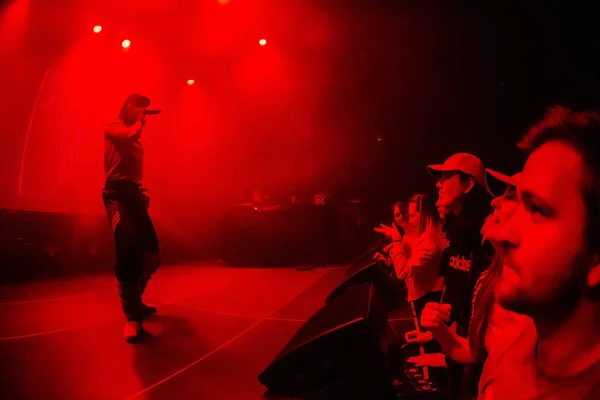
[258, 281, 395, 399]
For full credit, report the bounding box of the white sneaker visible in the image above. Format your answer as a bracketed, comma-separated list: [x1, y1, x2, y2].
[124, 321, 143, 343]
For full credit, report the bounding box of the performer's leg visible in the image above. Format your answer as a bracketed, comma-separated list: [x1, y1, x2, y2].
[137, 202, 161, 315]
[104, 197, 144, 342]
[138, 275, 156, 316]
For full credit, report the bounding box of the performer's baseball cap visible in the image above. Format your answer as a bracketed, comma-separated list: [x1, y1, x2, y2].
[125, 93, 150, 108]
[427, 153, 486, 188]
[485, 169, 522, 198]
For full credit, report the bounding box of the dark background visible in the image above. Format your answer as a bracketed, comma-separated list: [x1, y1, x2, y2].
[1, 0, 599, 230]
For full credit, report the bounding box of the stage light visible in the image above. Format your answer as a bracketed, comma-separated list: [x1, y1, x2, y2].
[187, 79, 195, 85]
[218, 0, 230, 4]
[122, 39, 131, 49]
[259, 39, 267, 46]
[93, 25, 102, 34]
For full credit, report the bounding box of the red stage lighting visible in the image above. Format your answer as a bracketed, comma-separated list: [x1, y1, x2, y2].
[259, 39, 267, 46]
[187, 79, 195, 85]
[93, 25, 102, 34]
[122, 39, 131, 49]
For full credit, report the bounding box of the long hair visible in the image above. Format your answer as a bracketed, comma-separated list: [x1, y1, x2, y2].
[443, 173, 492, 242]
[408, 193, 445, 252]
[468, 255, 501, 362]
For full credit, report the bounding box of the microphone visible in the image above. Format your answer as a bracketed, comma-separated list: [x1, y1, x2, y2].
[144, 109, 161, 115]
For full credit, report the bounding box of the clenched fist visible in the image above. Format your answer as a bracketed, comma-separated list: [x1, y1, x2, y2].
[420, 302, 452, 332]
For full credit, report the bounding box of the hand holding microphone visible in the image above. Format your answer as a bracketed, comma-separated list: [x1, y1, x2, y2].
[138, 109, 160, 127]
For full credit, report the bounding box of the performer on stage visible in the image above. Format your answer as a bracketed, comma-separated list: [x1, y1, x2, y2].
[102, 93, 161, 343]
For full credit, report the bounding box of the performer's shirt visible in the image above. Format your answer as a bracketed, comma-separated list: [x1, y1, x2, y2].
[104, 120, 144, 184]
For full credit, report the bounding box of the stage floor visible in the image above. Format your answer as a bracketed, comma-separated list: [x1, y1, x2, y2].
[0, 263, 356, 400]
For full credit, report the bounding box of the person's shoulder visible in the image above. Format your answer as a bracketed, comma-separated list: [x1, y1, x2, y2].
[105, 119, 125, 136]
[415, 232, 439, 251]
[416, 232, 430, 245]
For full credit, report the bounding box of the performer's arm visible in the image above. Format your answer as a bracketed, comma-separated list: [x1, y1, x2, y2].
[105, 121, 143, 141]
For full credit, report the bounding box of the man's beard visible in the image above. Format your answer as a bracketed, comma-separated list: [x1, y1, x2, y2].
[499, 255, 589, 321]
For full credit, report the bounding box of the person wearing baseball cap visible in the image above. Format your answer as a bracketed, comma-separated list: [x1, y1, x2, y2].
[417, 153, 493, 397]
[424, 153, 492, 329]
[427, 153, 487, 209]
[481, 169, 522, 244]
[478, 106, 600, 399]
[102, 93, 161, 343]
[118, 93, 151, 123]
[463, 168, 523, 395]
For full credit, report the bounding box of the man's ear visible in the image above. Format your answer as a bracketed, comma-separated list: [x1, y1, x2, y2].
[588, 255, 600, 288]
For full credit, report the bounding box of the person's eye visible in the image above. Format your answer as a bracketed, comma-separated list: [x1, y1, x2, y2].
[526, 202, 547, 219]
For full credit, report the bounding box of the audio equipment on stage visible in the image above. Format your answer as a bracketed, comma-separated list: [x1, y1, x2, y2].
[387, 318, 448, 398]
[325, 259, 404, 310]
[259, 282, 395, 399]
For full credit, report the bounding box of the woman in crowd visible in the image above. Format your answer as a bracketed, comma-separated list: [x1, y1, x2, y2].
[388, 193, 446, 323]
[374, 201, 407, 243]
[373, 201, 407, 272]
[426, 153, 493, 337]
[422, 153, 493, 397]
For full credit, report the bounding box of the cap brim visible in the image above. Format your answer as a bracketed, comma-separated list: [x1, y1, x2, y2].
[127, 94, 151, 108]
[427, 164, 457, 179]
[486, 169, 518, 198]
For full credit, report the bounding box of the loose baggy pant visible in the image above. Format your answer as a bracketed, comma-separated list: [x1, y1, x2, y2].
[102, 181, 161, 321]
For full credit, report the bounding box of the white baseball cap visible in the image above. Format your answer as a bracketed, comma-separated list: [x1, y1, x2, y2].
[427, 153, 486, 188]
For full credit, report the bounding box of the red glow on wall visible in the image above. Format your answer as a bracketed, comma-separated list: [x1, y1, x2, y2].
[0, 0, 30, 54]
[3, 0, 339, 219]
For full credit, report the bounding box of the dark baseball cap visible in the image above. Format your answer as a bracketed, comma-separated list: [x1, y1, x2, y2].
[125, 93, 150, 108]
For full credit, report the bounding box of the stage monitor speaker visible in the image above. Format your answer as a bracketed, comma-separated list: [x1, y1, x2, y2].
[258, 281, 395, 399]
[325, 256, 404, 309]
[345, 236, 390, 276]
